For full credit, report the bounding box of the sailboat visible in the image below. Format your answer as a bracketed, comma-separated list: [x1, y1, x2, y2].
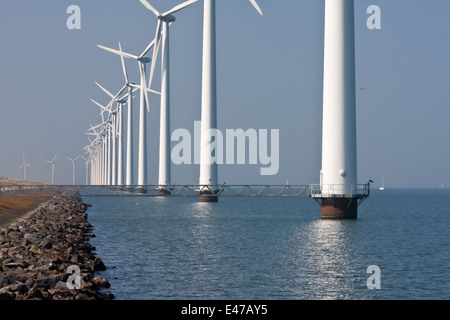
[379, 173, 385, 191]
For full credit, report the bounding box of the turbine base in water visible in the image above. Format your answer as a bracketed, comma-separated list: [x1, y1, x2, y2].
[157, 188, 171, 196]
[320, 198, 358, 219]
[136, 187, 148, 195]
[199, 190, 218, 202]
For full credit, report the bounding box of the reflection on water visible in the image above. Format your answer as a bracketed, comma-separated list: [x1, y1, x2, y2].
[301, 220, 361, 299]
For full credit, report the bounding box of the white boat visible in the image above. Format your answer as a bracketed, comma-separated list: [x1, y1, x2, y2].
[379, 173, 384, 190]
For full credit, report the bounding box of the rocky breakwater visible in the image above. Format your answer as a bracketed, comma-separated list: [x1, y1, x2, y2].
[0, 195, 113, 300]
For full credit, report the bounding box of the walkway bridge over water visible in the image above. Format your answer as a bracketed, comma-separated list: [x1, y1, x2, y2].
[0, 183, 371, 208]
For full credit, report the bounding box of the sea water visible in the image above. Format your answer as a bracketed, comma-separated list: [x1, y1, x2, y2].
[84, 189, 450, 300]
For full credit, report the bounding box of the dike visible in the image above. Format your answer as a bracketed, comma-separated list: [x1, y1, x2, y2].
[0, 195, 113, 300]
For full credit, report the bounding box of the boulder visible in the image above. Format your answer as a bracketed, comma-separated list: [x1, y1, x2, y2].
[93, 257, 107, 271]
[92, 277, 110, 289]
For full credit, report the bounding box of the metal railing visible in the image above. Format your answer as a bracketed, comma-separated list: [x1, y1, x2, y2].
[1, 183, 371, 199]
[309, 183, 371, 198]
[0, 184, 311, 198]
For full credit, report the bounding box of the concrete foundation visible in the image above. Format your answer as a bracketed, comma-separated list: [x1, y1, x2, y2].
[321, 198, 357, 219]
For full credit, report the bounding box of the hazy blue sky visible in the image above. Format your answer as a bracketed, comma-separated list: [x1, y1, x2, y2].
[1, 0, 449, 188]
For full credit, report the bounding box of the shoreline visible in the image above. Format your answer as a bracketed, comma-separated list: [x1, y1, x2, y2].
[0, 195, 113, 300]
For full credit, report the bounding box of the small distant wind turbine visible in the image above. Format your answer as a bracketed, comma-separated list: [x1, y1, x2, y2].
[46, 154, 57, 184]
[67, 155, 81, 185]
[19, 154, 31, 180]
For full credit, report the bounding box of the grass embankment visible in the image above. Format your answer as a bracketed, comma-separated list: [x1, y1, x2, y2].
[0, 178, 50, 226]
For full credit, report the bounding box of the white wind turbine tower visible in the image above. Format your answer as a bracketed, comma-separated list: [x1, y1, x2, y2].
[67, 155, 81, 185]
[98, 41, 160, 189]
[19, 154, 31, 181]
[139, 0, 200, 194]
[46, 154, 57, 185]
[197, 0, 263, 201]
[118, 43, 137, 186]
[320, 0, 359, 219]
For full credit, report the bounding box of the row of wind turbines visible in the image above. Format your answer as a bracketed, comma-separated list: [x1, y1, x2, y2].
[82, 0, 263, 191]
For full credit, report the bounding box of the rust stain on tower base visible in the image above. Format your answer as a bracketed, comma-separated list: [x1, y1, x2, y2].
[321, 198, 358, 219]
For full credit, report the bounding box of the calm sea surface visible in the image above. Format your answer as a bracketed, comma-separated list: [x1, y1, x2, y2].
[84, 189, 450, 300]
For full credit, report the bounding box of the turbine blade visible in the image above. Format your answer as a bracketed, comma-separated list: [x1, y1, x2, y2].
[104, 85, 127, 111]
[97, 44, 138, 60]
[91, 99, 110, 113]
[95, 82, 115, 99]
[139, 0, 160, 16]
[139, 63, 150, 112]
[148, 20, 162, 91]
[145, 87, 161, 95]
[53, 154, 57, 162]
[89, 122, 103, 132]
[163, 0, 199, 16]
[139, 38, 156, 59]
[118, 42, 129, 83]
[249, 0, 263, 16]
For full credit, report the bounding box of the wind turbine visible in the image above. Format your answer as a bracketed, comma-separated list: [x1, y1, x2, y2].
[197, 0, 263, 201]
[97, 41, 160, 188]
[320, 0, 358, 218]
[67, 155, 81, 185]
[139, 0, 199, 194]
[46, 154, 57, 184]
[19, 154, 31, 181]
[117, 42, 137, 186]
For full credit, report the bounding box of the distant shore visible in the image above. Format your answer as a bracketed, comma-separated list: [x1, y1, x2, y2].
[0, 177, 47, 186]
